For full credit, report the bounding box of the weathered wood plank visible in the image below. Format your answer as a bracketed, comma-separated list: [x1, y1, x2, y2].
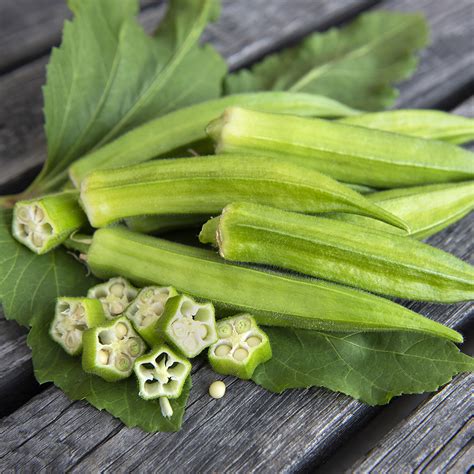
[0, 0, 163, 73]
[351, 373, 473, 473]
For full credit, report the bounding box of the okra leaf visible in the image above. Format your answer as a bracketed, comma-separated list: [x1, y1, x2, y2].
[225, 11, 429, 111]
[28, 311, 191, 432]
[253, 327, 474, 405]
[0, 209, 97, 327]
[41, 0, 226, 188]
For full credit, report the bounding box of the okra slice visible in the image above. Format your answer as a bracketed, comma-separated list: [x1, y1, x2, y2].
[12, 191, 86, 254]
[87, 277, 138, 319]
[134, 345, 191, 401]
[80, 154, 408, 231]
[125, 286, 178, 346]
[209, 314, 271, 380]
[82, 316, 146, 382]
[69, 92, 360, 187]
[156, 294, 217, 358]
[49, 297, 105, 356]
[208, 107, 474, 188]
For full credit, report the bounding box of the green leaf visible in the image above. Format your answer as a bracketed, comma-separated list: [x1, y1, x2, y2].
[0, 209, 97, 327]
[28, 310, 191, 432]
[225, 11, 429, 111]
[39, 0, 226, 189]
[253, 327, 474, 405]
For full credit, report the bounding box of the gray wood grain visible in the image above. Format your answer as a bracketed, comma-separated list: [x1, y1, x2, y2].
[351, 373, 473, 473]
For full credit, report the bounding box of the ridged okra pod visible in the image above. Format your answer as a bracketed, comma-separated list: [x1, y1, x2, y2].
[88, 277, 138, 319]
[332, 181, 474, 239]
[50, 297, 105, 355]
[209, 314, 272, 379]
[125, 286, 178, 346]
[80, 155, 407, 230]
[85, 227, 463, 343]
[207, 202, 474, 303]
[340, 110, 474, 144]
[12, 191, 86, 254]
[208, 107, 474, 188]
[69, 92, 359, 186]
[82, 316, 146, 382]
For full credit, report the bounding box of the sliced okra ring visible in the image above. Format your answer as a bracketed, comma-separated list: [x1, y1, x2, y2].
[208, 314, 272, 380]
[156, 294, 218, 358]
[49, 297, 106, 356]
[124, 286, 178, 346]
[134, 344, 191, 417]
[12, 191, 86, 254]
[82, 316, 146, 382]
[87, 277, 138, 319]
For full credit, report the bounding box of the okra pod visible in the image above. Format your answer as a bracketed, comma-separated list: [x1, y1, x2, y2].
[340, 110, 474, 144]
[12, 191, 86, 254]
[85, 227, 463, 343]
[332, 181, 474, 239]
[50, 297, 106, 356]
[124, 286, 178, 346]
[209, 107, 474, 188]
[80, 155, 408, 230]
[208, 202, 474, 303]
[209, 314, 272, 380]
[69, 92, 360, 186]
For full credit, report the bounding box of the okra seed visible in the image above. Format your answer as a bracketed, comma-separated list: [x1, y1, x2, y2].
[217, 323, 232, 338]
[98, 349, 109, 365]
[209, 381, 226, 399]
[196, 324, 208, 339]
[115, 322, 128, 338]
[115, 354, 131, 371]
[246, 336, 262, 347]
[233, 348, 249, 361]
[31, 233, 44, 247]
[17, 207, 30, 222]
[235, 318, 251, 334]
[33, 206, 45, 222]
[127, 339, 141, 356]
[110, 301, 124, 315]
[215, 344, 232, 357]
[110, 283, 125, 297]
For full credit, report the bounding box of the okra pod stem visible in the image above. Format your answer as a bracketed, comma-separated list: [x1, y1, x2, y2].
[209, 107, 474, 188]
[12, 191, 86, 254]
[209, 202, 474, 303]
[85, 227, 462, 343]
[69, 92, 360, 186]
[332, 181, 474, 239]
[340, 110, 474, 144]
[80, 155, 408, 230]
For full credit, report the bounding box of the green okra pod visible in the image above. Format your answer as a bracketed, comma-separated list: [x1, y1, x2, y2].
[209, 314, 272, 380]
[12, 191, 86, 254]
[340, 109, 474, 144]
[208, 107, 474, 188]
[85, 226, 463, 343]
[207, 202, 474, 303]
[69, 92, 360, 187]
[332, 181, 474, 239]
[80, 155, 408, 230]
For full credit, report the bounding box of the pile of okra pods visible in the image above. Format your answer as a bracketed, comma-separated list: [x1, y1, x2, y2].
[2, 0, 474, 432]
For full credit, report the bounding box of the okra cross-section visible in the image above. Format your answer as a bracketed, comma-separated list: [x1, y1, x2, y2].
[134, 345, 191, 401]
[82, 316, 146, 382]
[125, 286, 178, 346]
[49, 297, 105, 356]
[208, 314, 272, 380]
[12, 191, 86, 254]
[156, 294, 218, 358]
[87, 277, 138, 319]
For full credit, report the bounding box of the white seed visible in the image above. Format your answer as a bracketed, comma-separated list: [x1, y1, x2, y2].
[110, 301, 124, 315]
[33, 206, 45, 222]
[233, 348, 249, 361]
[110, 283, 125, 297]
[217, 323, 232, 338]
[115, 322, 128, 338]
[98, 349, 109, 365]
[235, 318, 251, 334]
[215, 344, 232, 357]
[17, 207, 31, 223]
[209, 381, 226, 399]
[196, 323, 208, 339]
[31, 232, 44, 248]
[246, 336, 262, 347]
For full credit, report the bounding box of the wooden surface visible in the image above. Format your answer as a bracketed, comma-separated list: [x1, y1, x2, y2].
[0, 0, 472, 471]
